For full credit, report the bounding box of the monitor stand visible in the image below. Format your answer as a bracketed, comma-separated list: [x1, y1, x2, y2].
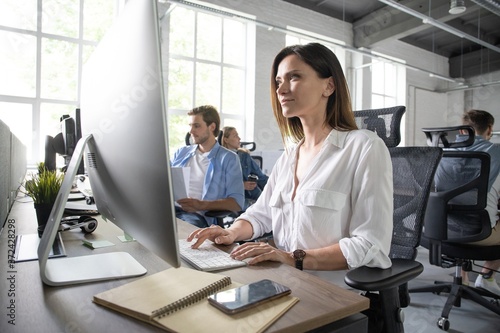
[37, 134, 147, 286]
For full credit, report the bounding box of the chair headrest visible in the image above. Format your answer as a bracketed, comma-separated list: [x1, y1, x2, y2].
[422, 126, 475, 148]
[353, 105, 406, 148]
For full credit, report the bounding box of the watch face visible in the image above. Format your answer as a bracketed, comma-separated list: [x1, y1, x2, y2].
[293, 249, 306, 260]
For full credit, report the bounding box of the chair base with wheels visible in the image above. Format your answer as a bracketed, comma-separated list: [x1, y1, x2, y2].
[410, 241, 500, 331]
[409, 126, 500, 331]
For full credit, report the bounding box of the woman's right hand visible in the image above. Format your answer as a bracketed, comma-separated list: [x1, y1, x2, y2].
[186, 225, 237, 248]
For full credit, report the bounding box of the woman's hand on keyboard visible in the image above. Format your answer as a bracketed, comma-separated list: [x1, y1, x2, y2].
[186, 225, 236, 249]
[229, 242, 294, 266]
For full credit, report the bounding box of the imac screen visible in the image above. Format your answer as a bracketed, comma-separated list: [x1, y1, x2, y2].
[80, 0, 180, 269]
[38, 0, 180, 286]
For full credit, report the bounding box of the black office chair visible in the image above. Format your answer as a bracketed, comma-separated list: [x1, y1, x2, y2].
[354, 105, 406, 148]
[250, 155, 263, 169]
[344, 146, 442, 333]
[408, 126, 500, 331]
[346, 105, 443, 332]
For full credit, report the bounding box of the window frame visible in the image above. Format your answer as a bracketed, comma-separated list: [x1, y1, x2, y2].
[163, 4, 255, 153]
[0, 0, 120, 166]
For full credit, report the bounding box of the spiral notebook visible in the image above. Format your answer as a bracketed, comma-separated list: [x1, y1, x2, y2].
[93, 267, 298, 332]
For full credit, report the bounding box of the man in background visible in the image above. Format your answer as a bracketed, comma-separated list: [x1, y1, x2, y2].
[171, 105, 244, 228]
[434, 109, 500, 294]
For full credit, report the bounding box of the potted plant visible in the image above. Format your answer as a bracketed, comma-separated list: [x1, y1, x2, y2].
[23, 163, 64, 237]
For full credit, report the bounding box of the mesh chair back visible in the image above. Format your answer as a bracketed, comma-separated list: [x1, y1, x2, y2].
[354, 106, 406, 148]
[422, 126, 492, 244]
[426, 151, 492, 243]
[389, 147, 442, 260]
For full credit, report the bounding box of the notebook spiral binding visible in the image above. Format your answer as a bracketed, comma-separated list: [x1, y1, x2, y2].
[151, 276, 232, 319]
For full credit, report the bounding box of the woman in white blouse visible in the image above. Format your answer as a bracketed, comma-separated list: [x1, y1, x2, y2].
[187, 43, 393, 271]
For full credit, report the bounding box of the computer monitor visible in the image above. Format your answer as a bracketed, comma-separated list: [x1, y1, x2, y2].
[37, 0, 180, 286]
[44, 110, 85, 174]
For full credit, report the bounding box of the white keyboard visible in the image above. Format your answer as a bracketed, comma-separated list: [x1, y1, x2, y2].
[178, 239, 247, 272]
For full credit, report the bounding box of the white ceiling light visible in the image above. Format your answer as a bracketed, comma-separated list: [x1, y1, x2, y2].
[449, 0, 466, 14]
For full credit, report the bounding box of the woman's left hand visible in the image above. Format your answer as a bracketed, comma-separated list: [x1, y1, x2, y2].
[230, 241, 294, 266]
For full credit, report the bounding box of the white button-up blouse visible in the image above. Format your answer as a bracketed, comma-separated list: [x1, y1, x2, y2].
[237, 129, 393, 269]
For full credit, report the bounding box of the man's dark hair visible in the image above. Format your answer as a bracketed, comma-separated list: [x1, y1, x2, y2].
[188, 105, 220, 137]
[462, 109, 494, 136]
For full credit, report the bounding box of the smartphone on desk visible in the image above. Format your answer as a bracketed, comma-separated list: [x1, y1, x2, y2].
[208, 279, 291, 314]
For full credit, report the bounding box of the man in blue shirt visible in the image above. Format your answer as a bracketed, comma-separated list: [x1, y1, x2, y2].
[171, 105, 244, 228]
[434, 109, 500, 295]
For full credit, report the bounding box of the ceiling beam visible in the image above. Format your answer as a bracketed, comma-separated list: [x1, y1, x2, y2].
[281, 0, 351, 21]
[377, 0, 500, 54]
[353, 0, 481, 49]
[450, 46, 500, 78]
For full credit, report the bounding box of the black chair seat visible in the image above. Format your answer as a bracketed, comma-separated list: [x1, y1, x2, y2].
[345, 259, 423, 291]
[204, 210, 239, 228]
[420, 236, 500, 261]
[203, 210, 238, 219]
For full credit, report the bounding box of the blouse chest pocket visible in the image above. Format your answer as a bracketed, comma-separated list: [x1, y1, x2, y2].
[269, 189, 286, 208]
[298, 189, 347, 211]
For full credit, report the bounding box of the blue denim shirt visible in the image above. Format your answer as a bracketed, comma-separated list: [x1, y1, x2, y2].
[434, 136, 500, 227]
[171, 142, 244, 224]
[237, 150, 269, 200]
[436, 136, 500, 192]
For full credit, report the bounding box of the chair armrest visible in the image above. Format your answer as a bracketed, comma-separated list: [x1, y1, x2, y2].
[344, 259, 423, 291]
[240, 141, 256, 151]
[204, 210, 238, 219]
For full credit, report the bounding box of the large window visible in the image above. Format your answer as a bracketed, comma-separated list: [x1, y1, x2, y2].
[352, 51, 406, 144]
[372, 61, 396, 107]
[163, 4, 255, 153]
[0, 1, 254, 164]
[370, 56, 406, 145]
[0, 0, 117, 165]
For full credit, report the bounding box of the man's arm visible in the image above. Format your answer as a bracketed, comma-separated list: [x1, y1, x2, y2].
[201, 197, 241, 212]
[176, 197, 241, 212]
[222, 150, 245, 210]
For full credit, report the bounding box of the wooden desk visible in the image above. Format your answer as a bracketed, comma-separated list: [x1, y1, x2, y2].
[1, 198, 368, 332]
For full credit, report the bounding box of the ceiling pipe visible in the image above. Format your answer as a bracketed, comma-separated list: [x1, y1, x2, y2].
[378, 0, 500, 54]
[470, 0, 500, 16]
[436, 79, 500, 92]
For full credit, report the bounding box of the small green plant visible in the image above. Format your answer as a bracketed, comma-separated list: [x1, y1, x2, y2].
[23, 164, 64, 204]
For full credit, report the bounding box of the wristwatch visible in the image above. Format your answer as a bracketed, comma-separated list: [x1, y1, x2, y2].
[293, 249, 306, 270]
